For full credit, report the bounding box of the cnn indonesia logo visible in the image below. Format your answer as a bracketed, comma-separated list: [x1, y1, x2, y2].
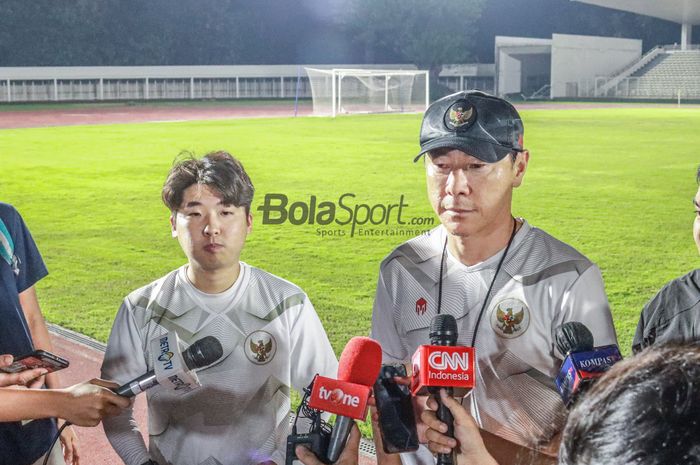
[428, 350, 472, 382]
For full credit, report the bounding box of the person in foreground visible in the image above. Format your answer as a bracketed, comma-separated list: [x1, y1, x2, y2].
[422, 343, 700, 465]
[370, 90, 617, 463]
[0, 202, 80, 465]
[0, 354, 130, 426]
[632, 165, 700, 352]
[101, 151, 337, 465]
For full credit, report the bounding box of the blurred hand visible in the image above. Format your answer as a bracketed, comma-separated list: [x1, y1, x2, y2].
[0, 354, 48, 388]
[58, 419, 80, 465]
[295, 423, 360, 465]
[422, 389, 498, 465]
[57, 379, 131, 427]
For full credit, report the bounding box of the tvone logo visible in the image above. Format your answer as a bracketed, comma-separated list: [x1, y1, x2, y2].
[319, 386, 360, 407]
[428, 351, 470, 371]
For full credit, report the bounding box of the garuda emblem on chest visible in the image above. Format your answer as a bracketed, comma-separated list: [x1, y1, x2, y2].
[496, 305, 525, 334]
[250, 338, 273, 363]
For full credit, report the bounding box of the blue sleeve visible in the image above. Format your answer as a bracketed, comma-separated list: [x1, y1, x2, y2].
[2, 204, 48, 293]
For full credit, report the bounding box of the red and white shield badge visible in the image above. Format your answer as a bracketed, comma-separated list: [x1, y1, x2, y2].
[415, 297, 427, 315]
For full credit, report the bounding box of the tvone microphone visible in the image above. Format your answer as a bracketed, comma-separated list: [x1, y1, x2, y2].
[554, 322, 622, 407]
[322, 337, 382, 463]
[116, 334, 223, 397]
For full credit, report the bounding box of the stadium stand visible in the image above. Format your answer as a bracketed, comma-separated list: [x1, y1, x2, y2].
[631, 49, 700, 98]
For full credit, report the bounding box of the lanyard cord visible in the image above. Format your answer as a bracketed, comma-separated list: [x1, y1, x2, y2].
[435, 218, 519, 347]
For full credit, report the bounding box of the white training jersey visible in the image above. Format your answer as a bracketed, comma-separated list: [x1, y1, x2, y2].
[101, 262, 338, 465]
[371, 220, 617, 462]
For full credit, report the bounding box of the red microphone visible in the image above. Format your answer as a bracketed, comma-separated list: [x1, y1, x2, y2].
[309, 337, 382, 462]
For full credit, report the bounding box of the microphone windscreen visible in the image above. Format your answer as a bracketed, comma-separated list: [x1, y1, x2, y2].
[555, 322, 594, 356]
[429, 314, 458, 344]
[182, 336, 224, 370]
[337, 337, 382, 386]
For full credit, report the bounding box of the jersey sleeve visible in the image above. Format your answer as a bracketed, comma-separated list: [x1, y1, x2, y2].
[553, 264, 618, 356]
[4, 206, 48, 293]
[288, 295, 338, 393]
[370, 267, 408, 364]
[101, 298, 151, 465]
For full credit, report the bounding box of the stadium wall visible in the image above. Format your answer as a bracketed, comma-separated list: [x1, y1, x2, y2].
[550, 34, 641, 98]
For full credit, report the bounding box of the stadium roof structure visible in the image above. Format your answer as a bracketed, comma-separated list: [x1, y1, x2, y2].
[574, 0, 700, 49]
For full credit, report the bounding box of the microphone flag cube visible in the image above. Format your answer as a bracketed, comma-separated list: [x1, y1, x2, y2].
[307, 375, 372, 421]
[151, 331, 202, 395]
[555, 344, 622, 406]
[411, 345, 475, 396]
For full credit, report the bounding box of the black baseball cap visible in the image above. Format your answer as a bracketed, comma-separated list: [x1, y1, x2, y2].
[415, 90, 524, 163]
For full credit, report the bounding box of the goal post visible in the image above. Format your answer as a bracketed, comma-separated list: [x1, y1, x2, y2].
[305, 68, 429, 117]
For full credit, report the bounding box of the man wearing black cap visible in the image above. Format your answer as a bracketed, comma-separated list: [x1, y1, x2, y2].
[370, 91, 617, 464]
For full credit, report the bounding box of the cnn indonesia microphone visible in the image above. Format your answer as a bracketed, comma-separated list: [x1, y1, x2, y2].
[115, 331, 223, 397]
[411, 314, 474, 465]
[308, 336, 382, 463]
[554, 321, 622, 407]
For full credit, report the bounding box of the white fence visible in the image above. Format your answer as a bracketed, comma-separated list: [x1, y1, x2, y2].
[0, 65, 416, 103]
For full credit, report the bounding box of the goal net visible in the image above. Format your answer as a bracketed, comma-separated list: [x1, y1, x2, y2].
[305, 68, 429, 117]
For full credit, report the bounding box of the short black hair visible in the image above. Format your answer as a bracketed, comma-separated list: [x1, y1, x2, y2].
[696, 164, 700, 184]
[559, 343, 700, 465]
[162, 151, 254, 214]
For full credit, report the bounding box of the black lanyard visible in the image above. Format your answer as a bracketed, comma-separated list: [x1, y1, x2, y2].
[436, 218, 519, 347]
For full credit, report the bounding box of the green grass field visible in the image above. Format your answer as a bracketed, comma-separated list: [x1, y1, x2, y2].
[0, 107, 697, 358]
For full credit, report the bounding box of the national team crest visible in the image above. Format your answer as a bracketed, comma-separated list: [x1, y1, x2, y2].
[415, 297, 427, 315]
[244, 330, 277, 365]
[444, 99, 476, 130]
[490, 298, 530, 339]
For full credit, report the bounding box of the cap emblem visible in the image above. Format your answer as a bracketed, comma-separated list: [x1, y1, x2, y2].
[445, 100, 476, 130]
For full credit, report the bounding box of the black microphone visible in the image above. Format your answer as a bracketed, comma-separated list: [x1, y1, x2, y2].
[554, 322, 622, 407]
[555, 321, 594, 355]
[429, 314, 458, 465]
[115, 336, 223, 397]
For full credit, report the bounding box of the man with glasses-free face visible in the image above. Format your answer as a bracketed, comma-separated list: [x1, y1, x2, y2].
[371, 91, 618, 464]
[101, 152, 337, 465]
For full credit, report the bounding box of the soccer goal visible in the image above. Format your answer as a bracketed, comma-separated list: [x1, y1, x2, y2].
[305, 68, 429, 117]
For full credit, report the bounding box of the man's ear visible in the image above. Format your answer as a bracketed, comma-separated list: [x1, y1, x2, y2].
[512, 150, 529, 188]
[170, 213, 178, 238]
[246, 212, 253, 234]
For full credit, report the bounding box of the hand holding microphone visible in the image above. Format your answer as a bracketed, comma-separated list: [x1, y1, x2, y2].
[422, 390, 499, 465]
[411, 314, 474, 465]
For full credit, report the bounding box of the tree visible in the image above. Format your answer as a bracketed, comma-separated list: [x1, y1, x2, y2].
[345, 0, 484, 67]
[345, 0, 484, 97]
